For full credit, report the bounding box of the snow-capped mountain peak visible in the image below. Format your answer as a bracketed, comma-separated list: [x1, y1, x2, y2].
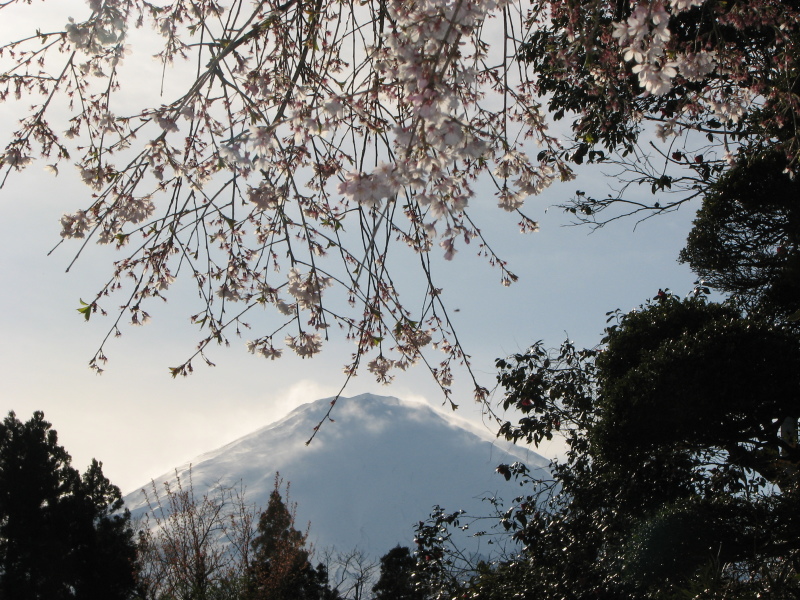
[124, 393, 548, 556]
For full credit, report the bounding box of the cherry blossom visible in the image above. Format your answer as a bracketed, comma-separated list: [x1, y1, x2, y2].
[285, 333, 323, 359]
[367, 355, 394, 384]
[2, 0, 796, 412]
[286, 269, 332, 313]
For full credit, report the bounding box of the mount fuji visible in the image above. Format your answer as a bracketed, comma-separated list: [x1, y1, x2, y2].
[123, 393, 549, 556]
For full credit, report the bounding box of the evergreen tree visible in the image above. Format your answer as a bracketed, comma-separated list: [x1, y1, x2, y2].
[489, 292, 800, 598]
[680, 151, 800, 320]
[595, 294, 800, 477]
[0, 411, 137, 600]
[247, 476, 337, 600]
[372, 546, 426, 600]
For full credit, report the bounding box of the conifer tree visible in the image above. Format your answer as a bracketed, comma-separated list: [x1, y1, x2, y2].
[0, 411, 137, 600]
[247, 476, 337, 600]
[373, 546, 427, 600]
[680, 151, 800, 321]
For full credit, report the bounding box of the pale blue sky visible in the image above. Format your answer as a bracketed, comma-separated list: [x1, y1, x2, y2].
[0, 161, 699, 494]
[0, 1, 700, 494]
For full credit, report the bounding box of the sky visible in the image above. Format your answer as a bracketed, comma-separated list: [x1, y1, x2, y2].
[0, 1, 701, 495]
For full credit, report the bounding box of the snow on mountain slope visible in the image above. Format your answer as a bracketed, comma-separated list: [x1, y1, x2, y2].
[124, 393, 549, 556]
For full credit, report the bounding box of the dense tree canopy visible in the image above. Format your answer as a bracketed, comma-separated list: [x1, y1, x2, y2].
[480, 179, 800, 598]
[372, 546, 425, 600]
[478, 133, 800, 592]
[540, 0, 800, 225]
[0, 411, 137, 600]
[680, 151, 800, 319]
[595, 295, 800, 472]
[484, 292, 800, 598]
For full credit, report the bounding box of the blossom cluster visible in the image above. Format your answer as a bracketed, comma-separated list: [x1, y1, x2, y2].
[285, 332, 324, 359]
[7, 0, 793, 405]
[66, 0, 128, 54]
[609, 0, 773, 132]
[0, 0, 559, 395]
[609, 0, 767, 135]
[609, 0, 765, 126]
[286, 269, 332, 313]
[335, 0, 557, 233]
[613, 2, 681, 95]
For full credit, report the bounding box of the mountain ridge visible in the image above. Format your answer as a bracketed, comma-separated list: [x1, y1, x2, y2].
[124, 393, 548, 556]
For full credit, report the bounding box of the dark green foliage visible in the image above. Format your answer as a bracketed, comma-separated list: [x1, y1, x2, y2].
[458, 10, 800, 597]
[619, 490, 800, 599]
[595, 295, 800, 476]
[0, 411, 137, 600]
[517, 2, 800, 228]
[680, 152, 800, 319]
[520, 20, 640, 157]
[487, 292, 800, 599]
[302, 564, 338, 600]
[465, 560, 541, 600]
[521, 0, 800, 160]
[410, 507, 486, 600]
[621, 497, 748, 589]
[496, 339, 597, 451]
[437, 203, 800, 597]
[373, 546, 426, 600]
[247, 477, 337, 600]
